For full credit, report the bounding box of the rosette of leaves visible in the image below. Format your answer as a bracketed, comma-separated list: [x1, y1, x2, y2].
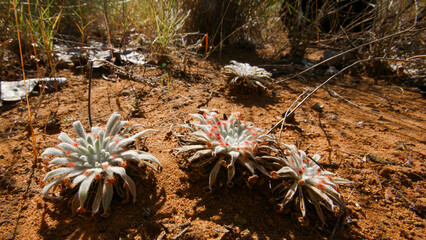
[40, 113, 161, 216]
[175, 109, 277, 188]
[266, 144, 353, 224]
[221, 60, 272, 89]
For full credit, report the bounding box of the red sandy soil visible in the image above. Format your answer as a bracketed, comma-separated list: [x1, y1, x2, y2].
[0, 48, 425, 240]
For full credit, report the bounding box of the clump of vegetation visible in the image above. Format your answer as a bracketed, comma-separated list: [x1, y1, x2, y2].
[175, 109, 277, 188]
[41, 113, 161, 216]
[149, 0, 191, 54]
[221, 60, 273, 89]
[266, 144, 353, 225]
[183, 0, 280, 49]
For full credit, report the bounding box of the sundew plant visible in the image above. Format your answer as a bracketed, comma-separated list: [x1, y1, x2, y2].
[266, 144, 353, 224]
[222, 60, 273, 89]
[40, 113, 161, 216]
[176, 109, 277, 188]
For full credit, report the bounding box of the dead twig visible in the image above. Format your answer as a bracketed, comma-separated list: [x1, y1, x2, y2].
[334, 149, 363, 160]
[172, 226, 190, 240]
[326, 88, 377, 113]
[318, 112, 332, 163]
[156, 231, 167, 240]
[278, 88, 310, 140]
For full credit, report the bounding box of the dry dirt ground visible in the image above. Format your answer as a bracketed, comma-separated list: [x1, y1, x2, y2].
[0, 48, 425, 240]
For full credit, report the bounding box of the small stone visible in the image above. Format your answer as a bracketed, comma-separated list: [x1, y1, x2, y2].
[311, 102, 323, 112]
[240, 229, 251, 239]
[45, 118, 61, 133]
[355, 121, 364, 128]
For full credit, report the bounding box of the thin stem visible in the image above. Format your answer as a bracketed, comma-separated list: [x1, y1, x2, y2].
[13, 0, 38, 163]
[12, 0, 38, 237]
[88, 61, 93, 128]
[278, 88, 309, 141]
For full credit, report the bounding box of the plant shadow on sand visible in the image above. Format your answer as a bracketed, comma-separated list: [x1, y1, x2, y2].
[37, 165, 166, 240]
[173, 161, 363, 240]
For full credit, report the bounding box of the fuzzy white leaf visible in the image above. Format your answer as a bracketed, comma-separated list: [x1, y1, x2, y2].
[41, 147, 64, 157]
[73, 121, 86, 139]
[78, 173, 95, 210]
[58, 132, 74, 144]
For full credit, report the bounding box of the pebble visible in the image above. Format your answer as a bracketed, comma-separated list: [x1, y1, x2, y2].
[311, 102, 323, 112]
[355, 121, 364, 128]
[240, 229, 251, 239]
[329, 115, 338, 120]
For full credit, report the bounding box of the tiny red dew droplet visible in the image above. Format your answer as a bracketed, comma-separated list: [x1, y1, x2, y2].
[73, 142, 79, 147]
[271, 171, 278, 179]
[77, 207, 87, 213]
[68, 162, 74, 167]
[94, 173, 102, 180]
[317, 183, 324, 189]
[107, 177, 116, 184]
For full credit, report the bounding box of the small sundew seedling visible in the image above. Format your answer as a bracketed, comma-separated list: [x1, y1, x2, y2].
[175, 109, 277, 189]
[221, 60, 272, 89]
[265, 144, 353, 225]
[40, 113, 161, 216]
